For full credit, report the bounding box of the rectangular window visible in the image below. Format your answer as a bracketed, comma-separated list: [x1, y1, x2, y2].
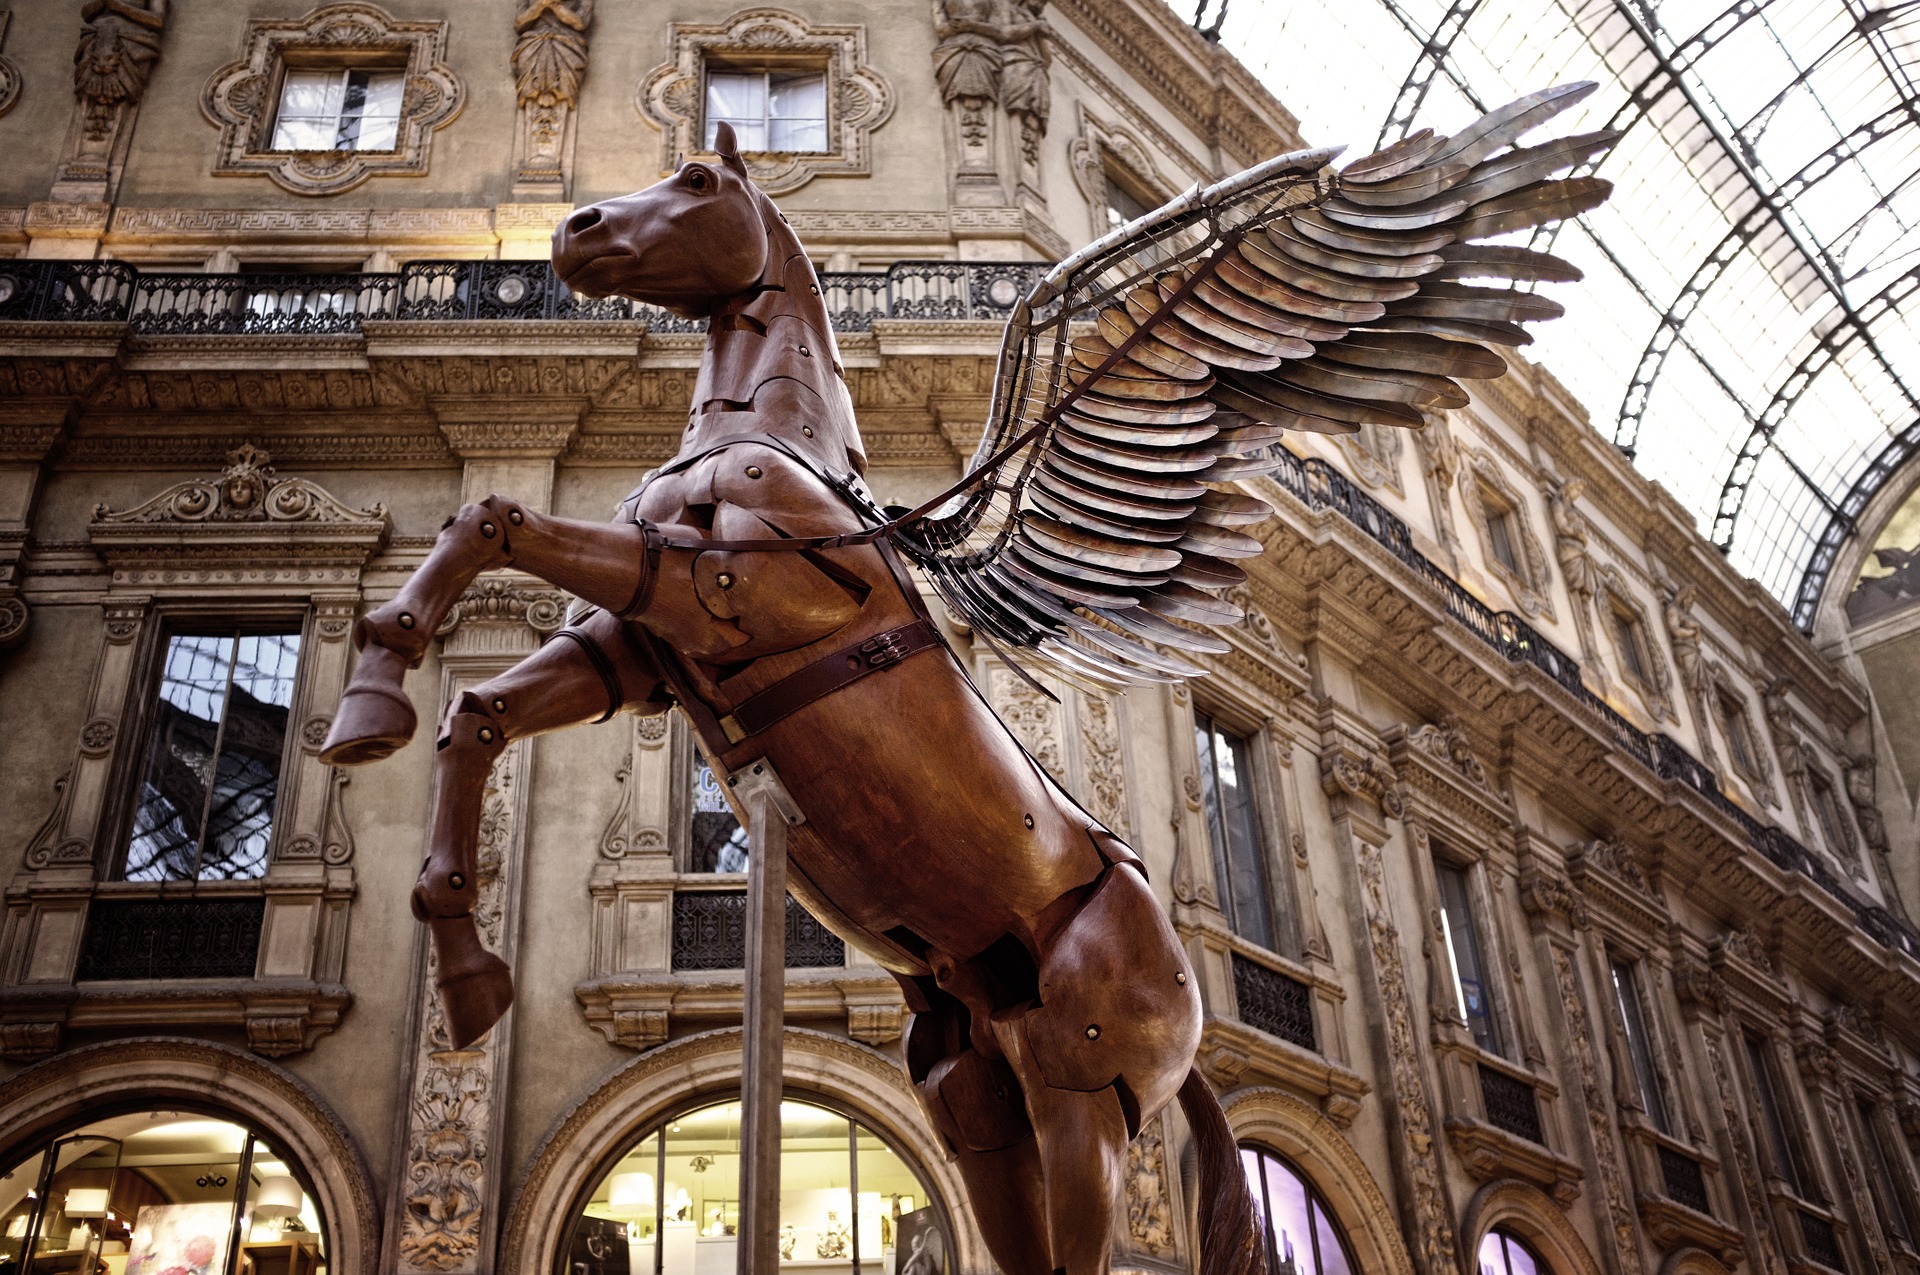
[1194, 711, 1275, 950]
[689, 755, 749, 873]
[271, 68, 404, 152]
[1745, 1032, 1805, 1195]
[1858, 1100, 1916, 1245]
[705, 69, 828, 153]
[1611, 607, 1651, 685]
[1610, 958, 1671, 1133]
[1718, 690, 1760, 779]
[1103, 166, 1151, 232]
[1808, 772, 1851, 855]
[125, 631, 301, 882]
[1435, 859, 1501, 1054]
[1485, 501, 1522, 575]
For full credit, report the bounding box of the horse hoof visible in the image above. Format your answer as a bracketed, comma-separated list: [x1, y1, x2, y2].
[437, 955, 515, 1049]
[319, 649, 417, 766]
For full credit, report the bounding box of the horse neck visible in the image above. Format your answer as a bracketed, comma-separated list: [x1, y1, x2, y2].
[684, 209, 867, 479]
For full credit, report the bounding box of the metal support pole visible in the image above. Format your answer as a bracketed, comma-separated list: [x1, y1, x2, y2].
[728, 759, 805, 1275]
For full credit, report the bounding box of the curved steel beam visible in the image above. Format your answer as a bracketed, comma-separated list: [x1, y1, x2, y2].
[1374, 0, 1485, 148]
[1790, 419, 1920, 630]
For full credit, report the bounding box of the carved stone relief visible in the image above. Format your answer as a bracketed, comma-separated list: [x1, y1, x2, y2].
[1661, 583, 1714, 765]
[201, 4, 464, 196]
[1762, 681, 1811, 835]
[52, 0, 167, 201]
[1077, 689, 1131, 838]
[1824, 1090, 1892, 1275]
[1549, 479, 1604, 676]
[1415, 412, 1462, 570]
[1704, 1035, 1788, 1275]
[1339, 424, 1405, 495]
[510, 0, 592, 197]
[0, 11, 21, 119]
[1549, 944, 1645, 1275]
[636, 9, 894, 195]
[1405, 717, 1488, 789]
[1122, 1113, 1177, 1259]
[1843, 753, 1893, 860]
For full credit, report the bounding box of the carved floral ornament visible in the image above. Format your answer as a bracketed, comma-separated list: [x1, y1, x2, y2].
[636, 8, 894, 195]
[201, 3, 464, 196]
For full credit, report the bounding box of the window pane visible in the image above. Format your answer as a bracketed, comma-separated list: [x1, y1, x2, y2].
[1240, 1148, 1356, 1275]
[1312, 1201, 1353, 1275]
[242, 1138, 325, 1256]
[277, 70, 341, 120]
[1436, 861, 1500, 1054]
[345, 70, 404, 151]
[128, 635, 238, 881]
[197, 633, 299, 880]
[1261, 1157, 1311, 1272]
[1610, 959, 1670, 1133]
[271, 116, 340, 150]
[857, 1128, 924, 1275]
[1194, 713, 1274, 948]
[768, 73, 826, 119]
[769, 118, 828, 153]
[0, 1145, 48, 1268]
[1746, 1034, 1803, 1194]
[571, 1131, 658, 1274]
[691, 757, 749, 872]
[1487, 510, 1519, 572]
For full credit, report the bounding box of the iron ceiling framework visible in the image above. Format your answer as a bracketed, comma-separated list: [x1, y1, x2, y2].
[1205, 0, 1920, 629]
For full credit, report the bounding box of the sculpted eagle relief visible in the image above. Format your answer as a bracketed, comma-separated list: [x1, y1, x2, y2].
[321, 89, 1615, 1275]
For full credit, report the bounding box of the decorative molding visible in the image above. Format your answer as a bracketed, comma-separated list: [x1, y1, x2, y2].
[1405, 717, 1488, 789]
[94, 443, 382, 528]
[1549, 945, 1646, 1274]
[52, 0, 168, 201]
[1599, 565, 1674, 722]
[1066, 104, 1171, 221]
[1321, 745, 1404, 821]
[1714, 927, 1775, 977]
[0, 11, 20, 119]
[1703, 1036, 1789, 1275]
[434, 576, 570, 640]
[201, 3, 464, 196]
[636, 8, 894, 195]
[1460, 452, 1554, 621]
[1566, 837, 1654, 900]
[1339, 424, 1407, 496]
[510, 0, 592, 197]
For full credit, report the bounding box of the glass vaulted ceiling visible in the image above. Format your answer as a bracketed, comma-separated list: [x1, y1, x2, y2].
[1198, 0, 1920, 628]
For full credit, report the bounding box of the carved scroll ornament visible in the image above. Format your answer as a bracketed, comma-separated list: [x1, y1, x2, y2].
[93, 444, 385, 527]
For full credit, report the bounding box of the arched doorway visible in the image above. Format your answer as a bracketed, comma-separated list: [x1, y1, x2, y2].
[561, 1096, 949, 1275]
[0, 1111, 327, 1274]
[1238, 1144, 1359, 1275]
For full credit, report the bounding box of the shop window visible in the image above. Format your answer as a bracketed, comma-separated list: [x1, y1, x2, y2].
[123, 629, 302, 882]
[1194, 710, 1277, 950]
[564, 1096, 948, 1275]
[1477, 1228, 1547, 1275]
[1435, 858, 1501, 1054]
[1609, 957, 1671, 1134]
[705, 68, 829, 154]
[1744, 1032, 1807, 1195]
[0, 1110, 327, 1274]
[1238, 1145, 1356, 1275]
[270, 67, 405, 152]
[688, 755, 749, 874]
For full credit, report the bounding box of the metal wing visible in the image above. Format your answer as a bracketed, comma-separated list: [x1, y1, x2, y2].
[889, 83, 1617, 690]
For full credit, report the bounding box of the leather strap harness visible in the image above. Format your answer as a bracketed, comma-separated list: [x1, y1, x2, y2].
[716, 617, 941, 744]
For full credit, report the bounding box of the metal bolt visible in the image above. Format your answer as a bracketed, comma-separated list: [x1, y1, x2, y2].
[802, 426, 814, 437]
[716, 572, 735, 589]
[810, 285, 820, 295]
[1024, 813, 1035, 829]
[508, 509, 524, 525]
[450, 873, 465, 889]
[1085, 1025, 1100, 1040]
[481, 522, 497, 538]
[1175, 971, 1188, 985]
[478, 727, 496, 744]
[492, 698, 507, 713]
[746, 466, 763, 479]
[398, 613, 416, 630]
[799, 345, 810, 356]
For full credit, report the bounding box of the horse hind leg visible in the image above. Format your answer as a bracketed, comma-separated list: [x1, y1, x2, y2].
[415, 612, 664, 1048]
[320, 496, 653, 765]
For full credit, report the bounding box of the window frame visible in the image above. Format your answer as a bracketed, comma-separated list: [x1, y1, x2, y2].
[1608, 954, 1673, 1134]
[1431, 848, 1507, 1058]
[267, 63, 408, 154]
[702, 64, 832, 155]
[1483, 492, 1523, 577]
[105, 608, 312, 884]
[1238, 1143, 1359, 1275]
[1855, 1096, 1919, 1248]
[1713, 681, 1767, 785]
[1741, 1030, 1810, 1197]
[1191, 703, 1289, 954]
[1806, 766, 1858, 861]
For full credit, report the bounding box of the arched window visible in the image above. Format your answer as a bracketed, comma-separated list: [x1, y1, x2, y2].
[1239, 1145, 1356, 1275]
[564, 1097, 950, 1275]
[1477, 1227, 1547, 1275]
[0, 1109, 327, 1274]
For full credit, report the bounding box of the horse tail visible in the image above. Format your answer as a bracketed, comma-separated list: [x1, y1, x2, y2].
[1177, 1066, 1268, 1275]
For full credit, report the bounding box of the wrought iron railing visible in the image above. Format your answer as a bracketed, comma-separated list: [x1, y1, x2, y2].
[75, 896, 265, 981]
[1799, 1210, 1846, 1271]
[1478, 1063, 1545, 1145]
[1231, 953, 1316, 1051]
[670, 890, 847, 971]
[1264, 445, 1919, 962]
[1658, 1145, 1712, 1215]
[0, 257, 1047, 335]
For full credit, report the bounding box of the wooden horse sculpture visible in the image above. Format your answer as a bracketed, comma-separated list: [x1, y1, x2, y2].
[322, 88, 1615, 1275]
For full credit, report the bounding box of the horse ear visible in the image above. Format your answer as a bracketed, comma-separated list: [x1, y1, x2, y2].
[712, 121, 749, 177]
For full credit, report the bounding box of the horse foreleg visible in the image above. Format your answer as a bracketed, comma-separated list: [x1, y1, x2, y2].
[321, 495, 658, 765]
[415, 611, 666, 1048]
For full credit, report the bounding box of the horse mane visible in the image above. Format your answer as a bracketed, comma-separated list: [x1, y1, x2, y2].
[683, 178, 870, 482]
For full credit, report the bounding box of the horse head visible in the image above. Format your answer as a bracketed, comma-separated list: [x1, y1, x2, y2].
[552, 122, 771, 317]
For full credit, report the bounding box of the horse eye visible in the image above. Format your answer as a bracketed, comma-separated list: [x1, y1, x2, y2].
[686, 168, 711, 191]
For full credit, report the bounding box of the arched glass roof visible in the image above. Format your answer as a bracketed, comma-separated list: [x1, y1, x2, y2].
[1197, 0, 1920, 627]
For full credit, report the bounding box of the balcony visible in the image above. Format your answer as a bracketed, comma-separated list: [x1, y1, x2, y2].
[0, 257, 1047, 334]
[670, 890, 846, 971]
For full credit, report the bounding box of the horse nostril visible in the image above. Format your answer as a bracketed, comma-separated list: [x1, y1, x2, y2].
[566, 207, 604, 236]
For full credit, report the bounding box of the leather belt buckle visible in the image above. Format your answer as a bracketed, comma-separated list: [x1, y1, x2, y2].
[860, 630, 909, 668]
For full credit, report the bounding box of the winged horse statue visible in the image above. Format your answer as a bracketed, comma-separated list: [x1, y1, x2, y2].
[320, 83, 1615, 1275]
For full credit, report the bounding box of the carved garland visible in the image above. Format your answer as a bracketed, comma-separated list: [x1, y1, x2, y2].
[201, 3, 464, 196]
[636, 8, 894, 195]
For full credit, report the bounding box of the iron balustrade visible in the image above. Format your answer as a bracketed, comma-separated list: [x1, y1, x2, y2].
[0, 258, 1047, 335]
[1799, 1211, 1846, 1271]
[670, 890, 847, 971]
[1231, 953, 1317, 1051]
[1658, 1145, 1712, 1215]
[1478, 1063, 1545, 1145]
[75, 896, 265, 981]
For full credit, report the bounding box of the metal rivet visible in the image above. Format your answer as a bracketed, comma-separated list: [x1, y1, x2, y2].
[508, 509, 524, 525]
[481, 522, 497, 538]
[809, 285, 820, 295]
[492, 697, 507, 713]
[802, 426, 814, 437]
[398, 613, 416, 630]
[1085, 1025, 1100, 1040]
[478, 727, 496, 744]
[716, 572, 735, 589]
[1024, 813, 1035, 829]
[799, 345, 810, 356]
[746, 466, 763, 479]
[450, 873, 465, 889]
[1175, 971, 1188, 985]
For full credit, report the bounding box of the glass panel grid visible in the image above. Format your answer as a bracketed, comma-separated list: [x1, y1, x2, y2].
[272, 68, 404, 152]
[1238, 1145, 1358, 1275]
[704, 70, 828, 153]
